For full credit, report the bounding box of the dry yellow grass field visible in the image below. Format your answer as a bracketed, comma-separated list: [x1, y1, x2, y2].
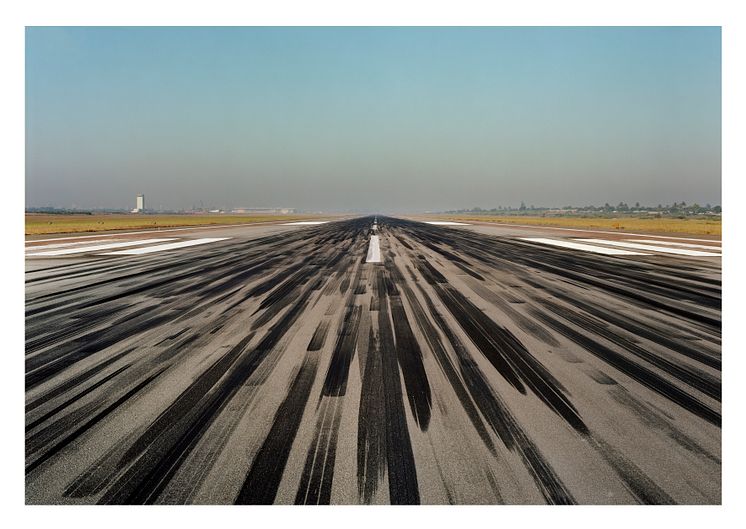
[434, 215, 722, 237]
[25, 214, 321, 235]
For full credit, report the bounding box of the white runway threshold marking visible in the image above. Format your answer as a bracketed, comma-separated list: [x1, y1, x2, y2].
[26, 238, 175, 257]
[424, 221, 470, 226]
[281, 221, 329, 225]
[520, 238, 650, 256]
[26, 223, 260, 243]
[477, 222, 720, 243]
[26, 239, 126, 252]
[623, 239, 721, 251]
[576, 239, 721, 257]
[101, 237, 231, 255]
[366, 235, 382, 263]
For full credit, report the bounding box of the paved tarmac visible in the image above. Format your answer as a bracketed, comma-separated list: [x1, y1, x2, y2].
[25, 216, 721, 504]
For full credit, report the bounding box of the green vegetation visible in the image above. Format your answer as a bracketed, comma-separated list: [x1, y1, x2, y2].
[25, 214, 322, 235]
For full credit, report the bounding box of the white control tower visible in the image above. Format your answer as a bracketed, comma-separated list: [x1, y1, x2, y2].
[134, 193, 145, 213]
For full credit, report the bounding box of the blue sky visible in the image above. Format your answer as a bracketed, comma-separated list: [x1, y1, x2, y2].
[26, 27, 721, 212]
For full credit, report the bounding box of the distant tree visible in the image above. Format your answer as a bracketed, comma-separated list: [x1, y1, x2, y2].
[714, 205, 722, 213]
[519, 201, 526, 211]
[635, 202, 640, 208]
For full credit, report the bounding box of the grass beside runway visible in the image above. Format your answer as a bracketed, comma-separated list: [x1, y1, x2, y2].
[25, 213, 324, 235]
[428, 215, 721, 236]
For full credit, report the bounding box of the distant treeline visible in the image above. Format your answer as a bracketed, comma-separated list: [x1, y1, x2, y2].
[444, 201, 722, 216]
[26, 207, 95, 215]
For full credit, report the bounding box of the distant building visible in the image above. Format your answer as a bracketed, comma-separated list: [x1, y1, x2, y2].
[230, 207, 296, 214]
[132, 194, 145, 213]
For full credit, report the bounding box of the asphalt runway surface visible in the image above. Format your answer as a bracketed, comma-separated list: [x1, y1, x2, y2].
[25, 216, 721, 504]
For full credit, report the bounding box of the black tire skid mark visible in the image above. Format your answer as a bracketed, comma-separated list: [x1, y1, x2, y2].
[589, 438, 676, 505]
[387, 286, 432, 430]
[26, 311, 174, 390]
[307, 319, 331, 352]
[25, 301, 135, 355]
[25, 230, 312, 319]
[25, 363, 133, 433]
[414, 282, 576, 505]
[25, 347, 135, 413]
[406, 225, 687, 504]
[294, 258, 366, 504]
[462, 277, 560, 347]
[376, 268, 420, 504]
[398, 218, 720, 330]
[529, 307, 720, 427]
[608, 386, 719, 465]
[64, 331, 256, 499]
[28, 227, 349, 399]
[25, 367, 166, 475]
[95, 283, 316, 503]
[28, 330, 203, 458]
[415, 257, 589, 435]
[29, 219, 364, 500]
[357, 327, 387, 503]
[520, 275, 721, 370]
[25, 216, 720, 504]
[390, 257, 497, 455]
[294, 395, 345, 504]
[321, 305, 363, 398]
[535, 297, 720, 400]
[234, 350, 322, 504]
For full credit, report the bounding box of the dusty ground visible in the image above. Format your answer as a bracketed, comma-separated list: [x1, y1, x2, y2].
[423, 214, 722, 237]
[25, 213, 330, 235]
[25, 216, 721, 504]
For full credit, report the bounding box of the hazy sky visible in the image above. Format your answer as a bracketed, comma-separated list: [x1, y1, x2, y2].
[26, 27, 721, 212]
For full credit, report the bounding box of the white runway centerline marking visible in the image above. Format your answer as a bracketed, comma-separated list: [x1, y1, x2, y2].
[520, 238, 650, 256]
[281, 221, 329, 225]
[424, 221, 470, 226]
[101, 237, 231, 255]
[623, 239, 721, 251]
[26, 238, 175, 257]
[576, 239, 722, 257]
[366, 235, 382, 263]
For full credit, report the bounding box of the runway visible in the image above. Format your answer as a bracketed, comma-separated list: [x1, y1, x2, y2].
[25, 216, 721, 504]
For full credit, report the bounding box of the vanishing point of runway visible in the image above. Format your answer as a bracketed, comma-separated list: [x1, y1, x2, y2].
[25, 216, 721, 504]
